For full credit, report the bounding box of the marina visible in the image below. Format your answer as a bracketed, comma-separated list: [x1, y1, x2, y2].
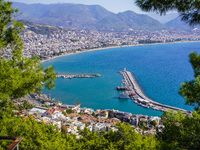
[57, 74, 101, 79]
[119, 68, 190, 114]
[42, 42, 198, 116]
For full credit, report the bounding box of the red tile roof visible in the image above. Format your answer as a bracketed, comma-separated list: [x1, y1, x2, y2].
[46, 108, 61, 115]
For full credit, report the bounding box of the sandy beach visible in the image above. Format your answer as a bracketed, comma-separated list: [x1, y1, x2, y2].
[41, 40, 200, 63]
[41, 45, 133, 63]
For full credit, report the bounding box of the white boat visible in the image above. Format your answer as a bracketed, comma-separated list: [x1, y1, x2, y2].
[118, 92, 130, 99]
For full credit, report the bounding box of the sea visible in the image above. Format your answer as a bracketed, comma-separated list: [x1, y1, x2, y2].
[42, 42, 200, 116]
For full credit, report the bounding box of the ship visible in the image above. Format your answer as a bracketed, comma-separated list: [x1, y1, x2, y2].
[118, 92, 130, 99]
[117, 85, 127, 90]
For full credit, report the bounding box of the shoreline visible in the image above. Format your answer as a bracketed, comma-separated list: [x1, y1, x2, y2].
[41, 40, 200, 63]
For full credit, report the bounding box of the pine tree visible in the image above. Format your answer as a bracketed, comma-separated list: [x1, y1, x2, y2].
[135, 0, 200, 26]
[0, 0, 56, 100]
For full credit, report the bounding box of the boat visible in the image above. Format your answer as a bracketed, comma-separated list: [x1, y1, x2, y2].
[118, 92, 130, 99]
[117, 86, 127, 90]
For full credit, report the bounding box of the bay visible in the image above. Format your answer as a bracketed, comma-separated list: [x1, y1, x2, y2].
[42, 42, 200, 116]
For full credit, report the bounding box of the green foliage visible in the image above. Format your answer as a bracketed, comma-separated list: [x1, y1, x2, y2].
[66, 108, 73, 114]
[150, 120, 157, 127]
[135, 0, 200, 26]
[138, 40, 162, 44]
[0, 0, 56, 100]
[179, 52, 200, 110]
[78, 128, 110, 149]
[135, 1, 200, 146]
[104, 123, 159, 150]
[157, 111, 200, 150]
[70, 39, 79, 42]
[62, 111, 67, 116]
[0, 111, 76, 149]
[18, 100, 34, 110]
[0, 99, 160, 150]
[41, 105, 50, 108]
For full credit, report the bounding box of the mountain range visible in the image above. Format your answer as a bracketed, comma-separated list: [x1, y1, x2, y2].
[12, 2, 166, 31]
[165, 16, 200, 30]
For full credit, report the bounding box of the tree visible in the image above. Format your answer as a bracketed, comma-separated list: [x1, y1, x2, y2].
[157, 111, 200, 150]
[135, 0, 200, 26]
[19, 100, 34, 110]
[104, 123, 159, 150]
[179, 52, 200, 111]
[41, 105, 50, 108]
[66, 109, 73, 114]
[136, 1, 200, 149]
[0, 110, 77, 149]
[150, 120, 157, 127]
[0, 0, 56, 100]
[135, 0, 200, 112]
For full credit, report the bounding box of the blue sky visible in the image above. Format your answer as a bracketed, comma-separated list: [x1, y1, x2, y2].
[9, 0, 144, 14]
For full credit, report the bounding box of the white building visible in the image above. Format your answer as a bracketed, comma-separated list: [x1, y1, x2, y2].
[42, 108, 65, 120]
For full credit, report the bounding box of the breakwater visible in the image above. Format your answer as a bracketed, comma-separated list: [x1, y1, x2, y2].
[57, 74, 101, 79]
[119, 70, 189, 114]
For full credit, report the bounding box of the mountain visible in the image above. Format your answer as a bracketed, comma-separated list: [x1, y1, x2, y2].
[147, 12, 179, 24]
[165, 16, 200, 30]
[98, 11, 165, 31]
[12, 2, 166, 31]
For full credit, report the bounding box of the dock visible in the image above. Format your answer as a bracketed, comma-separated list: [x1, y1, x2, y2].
[119, 70, 189, 114]
[57, 74, 101, 79]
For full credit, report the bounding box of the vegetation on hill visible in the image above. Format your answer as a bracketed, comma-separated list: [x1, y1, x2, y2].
[19, 20, 66, 35]
[0, 1, 56, 102]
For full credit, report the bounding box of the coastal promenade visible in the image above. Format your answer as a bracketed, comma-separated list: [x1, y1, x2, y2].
[119, 70, 189, 113]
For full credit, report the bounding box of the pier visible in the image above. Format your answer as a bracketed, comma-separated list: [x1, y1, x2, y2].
[57, 74, 101, 79]
[119, 70, 189, 114]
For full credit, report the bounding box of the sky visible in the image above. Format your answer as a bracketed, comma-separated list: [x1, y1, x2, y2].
[9, 0, 146, 14]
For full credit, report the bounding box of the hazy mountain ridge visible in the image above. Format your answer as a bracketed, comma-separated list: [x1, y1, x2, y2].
[12, 2, 166, 31]
[165, 16, 200, 30]
[147, 13, 179, 24]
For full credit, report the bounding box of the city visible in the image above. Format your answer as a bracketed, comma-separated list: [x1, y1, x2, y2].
[2, 26, 200, 60]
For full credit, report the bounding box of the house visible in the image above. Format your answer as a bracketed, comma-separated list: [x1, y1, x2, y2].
[28, 106, 48, 118]
[51, 119, 62, 129]
[42, 108, 65, 119]
[130, 115, 139, 126]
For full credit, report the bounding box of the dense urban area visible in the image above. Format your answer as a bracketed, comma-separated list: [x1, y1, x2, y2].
[13, 93, 163, 137]
[2, 25, 200, 60]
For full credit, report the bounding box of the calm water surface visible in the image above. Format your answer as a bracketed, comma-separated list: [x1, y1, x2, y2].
[43, 42, 200, 116]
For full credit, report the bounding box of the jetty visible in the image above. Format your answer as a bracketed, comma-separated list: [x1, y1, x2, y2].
[119, 69, 189, 114]
[57, 74, 101, 79]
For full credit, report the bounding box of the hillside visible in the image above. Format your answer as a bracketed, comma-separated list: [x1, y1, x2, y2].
[165, 16, 200, 30]
[19, 20, 66, 35]
[12, 2, 166, 31]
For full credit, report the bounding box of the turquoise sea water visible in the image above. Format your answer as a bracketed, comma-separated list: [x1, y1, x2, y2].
[42, 42, 200, 116]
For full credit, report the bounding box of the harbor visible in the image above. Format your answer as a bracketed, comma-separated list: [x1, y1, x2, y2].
[118, 68, 190, 114]
[57, 74, 101, 79]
